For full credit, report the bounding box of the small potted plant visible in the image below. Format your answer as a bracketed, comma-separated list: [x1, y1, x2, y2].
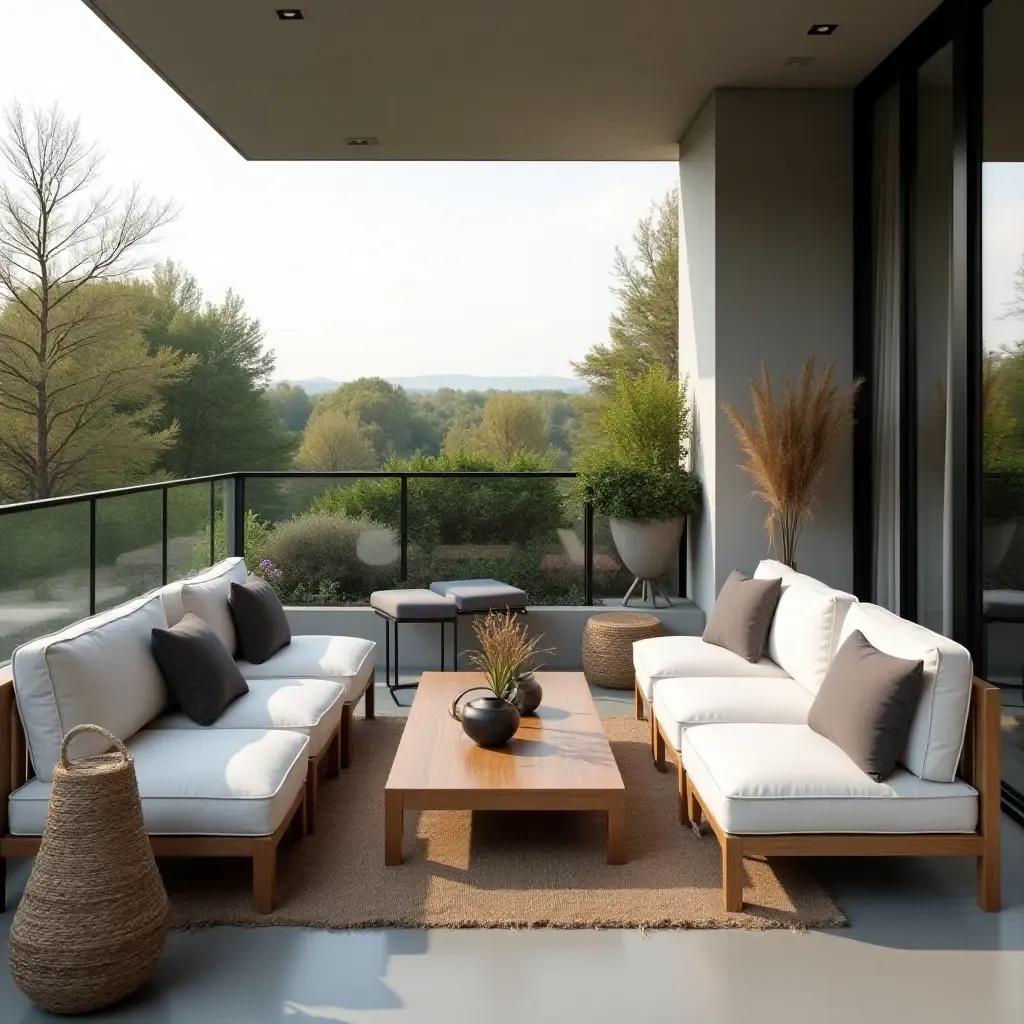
[449, 611, 549, 747]
[575, 367, 701, 606]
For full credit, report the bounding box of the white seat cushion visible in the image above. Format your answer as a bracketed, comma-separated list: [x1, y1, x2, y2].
[633, 635, 789, 702]
[840, 603, 972, 783]
[754, 561, 857, 695]
[680, 724, 977, 835]
[159, 557, 248, 656]
[9, 728, 309, 837]
[237, 635, 376, 701]
[653, 676, 814, 752]
[148, 677, 345, 755]
[12, 592, 169, 782]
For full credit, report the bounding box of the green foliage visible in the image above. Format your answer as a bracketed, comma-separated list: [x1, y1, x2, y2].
[310, 450, 566, 548]
[983, 470, 1024, 523]
[316, 377, 440, 461]
[260, 512, 395, 603]
[599, 366, 690, 472]
[574, 367, 699, 522]
[296, 408, 377, 471]
[191, 509, 271, 574]
[144, 262, 296, 478]
[577, 462, 701, 522]
[573, 188, 679, 393]
[267, 383, 314, 433]
[446, 392, 551, 461]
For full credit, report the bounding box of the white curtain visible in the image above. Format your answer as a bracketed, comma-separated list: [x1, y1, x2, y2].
[872, 88, 902, 613]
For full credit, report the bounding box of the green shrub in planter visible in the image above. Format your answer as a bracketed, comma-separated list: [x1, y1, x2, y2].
[983, 470, 1024, 522]
[576, 461, 701, 523]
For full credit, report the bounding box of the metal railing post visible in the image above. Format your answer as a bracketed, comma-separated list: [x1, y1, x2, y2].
[583, 500, 594, 606]
[399, 474, 409, 582]
[227, 474, 246, 559]
[209, 480, 216, 566]
[88, 498, 97, 615]
[161, 487, 169, 585]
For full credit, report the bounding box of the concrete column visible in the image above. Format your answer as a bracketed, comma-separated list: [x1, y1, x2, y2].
[679, 90, 855, 611]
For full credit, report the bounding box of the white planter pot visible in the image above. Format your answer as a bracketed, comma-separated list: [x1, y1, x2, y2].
[609, 517, 684, 581]
[983, 519, 1018, 577]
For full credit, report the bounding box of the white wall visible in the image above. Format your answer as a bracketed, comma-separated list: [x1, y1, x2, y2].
[679, 90, 855, 608]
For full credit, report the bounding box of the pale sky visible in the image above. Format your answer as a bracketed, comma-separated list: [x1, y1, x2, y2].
[0, 0, 677, 382]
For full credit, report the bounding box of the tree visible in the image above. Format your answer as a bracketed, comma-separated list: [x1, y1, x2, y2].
[144, 261, 296, 477]
[0, 103, 185, 499]
[317, 377, 440, 461]
[447, 392, 550, 461]
[573, 188, 679, 393]
[296, 407, 377, 471]
[267, 382, 314, 433]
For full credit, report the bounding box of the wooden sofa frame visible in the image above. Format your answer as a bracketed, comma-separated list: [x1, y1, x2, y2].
[0, 666, 374, 914]
[636, 676, 1003, 913]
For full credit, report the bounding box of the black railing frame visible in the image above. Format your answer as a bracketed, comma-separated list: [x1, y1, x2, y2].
[0, 470, 688, 611]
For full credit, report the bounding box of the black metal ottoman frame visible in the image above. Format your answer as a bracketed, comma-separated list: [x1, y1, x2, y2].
[373, 608, 458, 704]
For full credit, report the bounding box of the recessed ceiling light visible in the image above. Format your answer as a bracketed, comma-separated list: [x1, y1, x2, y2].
[783, 56, 816, 68]
[345, 136, 379, 147]
[808, 24, 838, 36]
[276, 9, 304, 20]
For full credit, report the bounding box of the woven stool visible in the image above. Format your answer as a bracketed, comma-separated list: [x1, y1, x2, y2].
[9, 724, 168, 1015]
[582, 612, 665, 690]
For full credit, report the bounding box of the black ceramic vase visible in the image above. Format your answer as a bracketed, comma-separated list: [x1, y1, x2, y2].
[511, 674, 543, 716]
[449, 687, 521, 747]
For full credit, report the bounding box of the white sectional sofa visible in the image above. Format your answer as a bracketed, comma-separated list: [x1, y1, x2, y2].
[634, 560, 1002, 913]
[0, 558, 376, 913]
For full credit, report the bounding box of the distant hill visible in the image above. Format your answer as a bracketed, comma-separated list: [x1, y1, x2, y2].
[279, 375, 588, 395]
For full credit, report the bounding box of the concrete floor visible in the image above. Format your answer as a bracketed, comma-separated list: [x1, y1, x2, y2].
[3, 679, 1024, 1023]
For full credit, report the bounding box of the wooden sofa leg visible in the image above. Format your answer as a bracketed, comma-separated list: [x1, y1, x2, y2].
[327, 723, 342, 778]
[340, 703, 353, 769]
[978, 846, 1002, 912]
[686, 777, 701, 828]
[253, 838, 278, 914]
[677, 762, 688, 825]
[305, 758, 318, 835]
[722, 835, 744, 912]
[364, 677, 376, 720]
[634, 683, 644, 721]
[653, 717, 667, 773]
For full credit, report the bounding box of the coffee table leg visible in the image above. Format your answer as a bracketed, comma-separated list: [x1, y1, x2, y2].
[606, 795, 627, 865]
[384, 790, 403, 865]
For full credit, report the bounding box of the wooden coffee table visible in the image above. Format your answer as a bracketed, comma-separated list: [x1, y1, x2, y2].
[384, 671, 627, 865]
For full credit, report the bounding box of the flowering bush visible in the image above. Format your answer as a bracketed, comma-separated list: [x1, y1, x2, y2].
[255, 558, 283, 582]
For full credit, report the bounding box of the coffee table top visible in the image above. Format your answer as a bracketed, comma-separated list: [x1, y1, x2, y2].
[385, 672, 625, 795]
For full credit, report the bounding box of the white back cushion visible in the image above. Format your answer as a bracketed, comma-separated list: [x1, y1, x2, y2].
[840, 603, 972, 783]
[12, 593, 169, 781]
[159, 557, 247, 655]
[753, 561, 857, 695]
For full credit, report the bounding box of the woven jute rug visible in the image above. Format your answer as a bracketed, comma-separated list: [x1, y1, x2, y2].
[163, 717, 846, 931]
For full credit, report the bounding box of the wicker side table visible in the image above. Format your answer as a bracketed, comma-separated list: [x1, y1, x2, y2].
[582, 612, 665, 690]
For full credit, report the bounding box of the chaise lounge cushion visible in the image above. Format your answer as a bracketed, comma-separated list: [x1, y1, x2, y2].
[159, 557, 249, 657]
[679, 723, 978, 834]
[839, 603, 973, 783]
[236, 634, 376, 701]
[147, 677, 346, 754]
[633, 635, 789, 703]
[8, 728, 309, 837]
[653, 676, 814, 752]
[12, 592, 170, 781]
[753, 560, 857, 695]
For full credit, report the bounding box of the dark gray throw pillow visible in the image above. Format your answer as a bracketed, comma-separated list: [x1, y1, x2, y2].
[702, 570, 782, 662]
[808, 630, 924, 781]
[151, 613, 249, 726]
[228, 576, 291, 665]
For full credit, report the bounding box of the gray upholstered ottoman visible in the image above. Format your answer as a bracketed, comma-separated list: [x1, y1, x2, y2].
[370, 589, 457, 703]
[429, 579, 528, 614]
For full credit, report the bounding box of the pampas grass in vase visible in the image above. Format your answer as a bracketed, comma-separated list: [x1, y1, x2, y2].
[722, 358, 862, 570]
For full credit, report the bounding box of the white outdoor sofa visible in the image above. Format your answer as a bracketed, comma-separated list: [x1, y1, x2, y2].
[634, 560, 1002, 913]
[1, 557, 376, 913]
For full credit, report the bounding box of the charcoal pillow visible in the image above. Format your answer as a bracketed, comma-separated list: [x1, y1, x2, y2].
[228, 576, 291, 665]
[151, 613, 249, 726]
[702, 569, 782, 662]
[808, 630, 924, 781]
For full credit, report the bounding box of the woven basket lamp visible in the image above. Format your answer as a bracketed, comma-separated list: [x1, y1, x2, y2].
[581, 612, 665, 690]
[10, 724, 169, 1015]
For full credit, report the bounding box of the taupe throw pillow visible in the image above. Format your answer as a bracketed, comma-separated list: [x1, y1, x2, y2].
[151, 613, 249, 726]
[229, 576, 291, 665]
[808, 630, 924, 781]
[702, 570, 782, 662]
